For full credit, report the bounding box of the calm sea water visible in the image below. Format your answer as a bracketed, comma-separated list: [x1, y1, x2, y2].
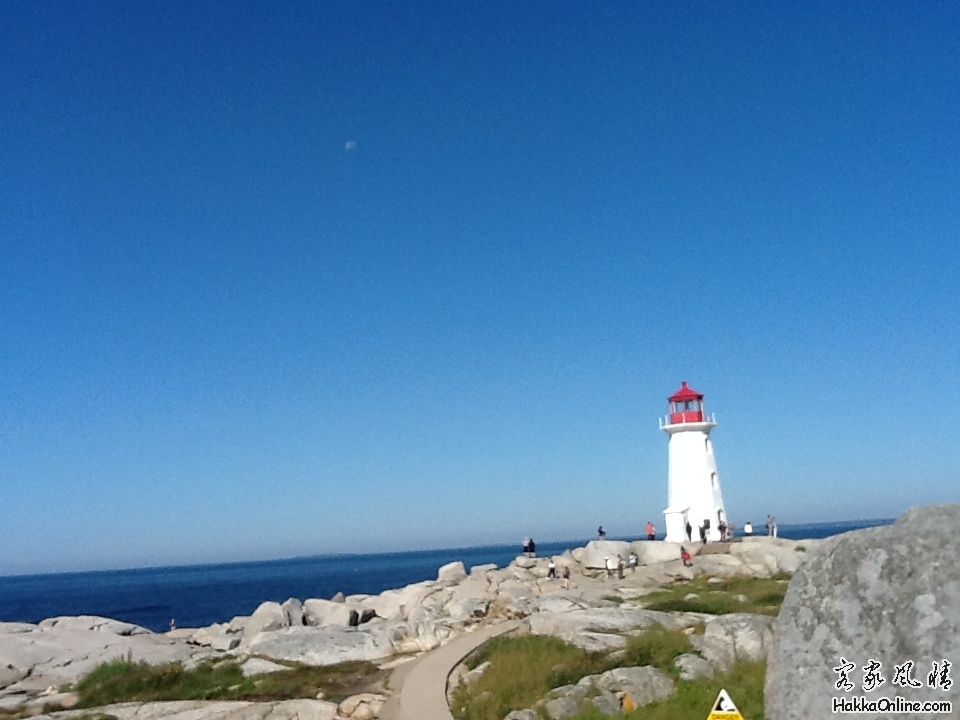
[0, 520, 891, 633]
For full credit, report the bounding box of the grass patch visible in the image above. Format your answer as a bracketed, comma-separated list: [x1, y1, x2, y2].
[568, 660, 767, 720]
[618, 625, 693, 679]
[73, 657, 382, 708]
[603, 595, 625, 604]
[452, 625, 698, 720]
[642, 574, 789, 616]
[451, 635, 608, 720]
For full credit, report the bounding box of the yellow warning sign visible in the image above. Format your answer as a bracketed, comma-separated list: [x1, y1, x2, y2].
[707, 688, 745, 720]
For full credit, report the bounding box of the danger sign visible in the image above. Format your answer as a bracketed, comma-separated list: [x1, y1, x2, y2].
[707, 688, 745, 720]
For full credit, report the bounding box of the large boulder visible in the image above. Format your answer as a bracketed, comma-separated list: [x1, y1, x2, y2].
[592, 665, 675, 705]
[580, 541, 632, 570]
[240, 601, 287, 646]
[281, 598, 304, 627]
[0, 621, 195, 688]
[302, 598, 353, 627]
[191, 623, 240, 651]
[529, 607, 693, 651]
[766, 504, 960, 719]
[543, 665, 674, 719]
[630, 540, 687, 565]
[437, 561, 467, 584]
[246, 624, 406, 665]
[728, 540, 801, 576]
[36, 616, 150, 636]
[690, 613, 775, 672]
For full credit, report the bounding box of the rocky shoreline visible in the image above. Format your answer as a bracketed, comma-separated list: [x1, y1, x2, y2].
[6, 507, 958, 720]
[1, 535, 808, 719]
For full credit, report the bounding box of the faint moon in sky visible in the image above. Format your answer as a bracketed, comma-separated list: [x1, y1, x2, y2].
[345, 140, 357, 150]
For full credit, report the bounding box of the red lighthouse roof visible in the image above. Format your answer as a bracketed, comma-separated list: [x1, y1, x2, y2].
[668, 381, 703, 403]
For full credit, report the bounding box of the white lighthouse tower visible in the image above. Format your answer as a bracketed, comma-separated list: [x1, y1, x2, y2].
[661, 381, 727, 543]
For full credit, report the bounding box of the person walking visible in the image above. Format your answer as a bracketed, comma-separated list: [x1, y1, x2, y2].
[547, 559, 557, 578]
[562, 565, 571, 589]
[628, 552, 638, 572]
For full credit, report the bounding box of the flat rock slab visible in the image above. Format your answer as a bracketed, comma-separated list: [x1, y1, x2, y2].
[30, 699, 343, 720]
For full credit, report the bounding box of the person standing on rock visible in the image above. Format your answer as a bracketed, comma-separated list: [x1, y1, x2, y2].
[604, 556, 613, 578]
[646, 521, 655, 541]
[598, 525, 606, 539]
[628, 552, 637, 572]
[562, 565, 571, 589]
[698, 524, 707, 544]
[744, 520, 753, 536]
[680, 546, 693, 567]
[617, 555, 625, 579]
[528, 538, 536, 557]
[547, 559, 557, 578]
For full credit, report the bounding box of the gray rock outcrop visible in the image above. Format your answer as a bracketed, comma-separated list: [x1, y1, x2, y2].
[766, 504, 960, 720]
[690, 613, 775, 672]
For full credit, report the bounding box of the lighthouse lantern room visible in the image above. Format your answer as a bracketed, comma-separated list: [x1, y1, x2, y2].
[661, 381, 728, 543]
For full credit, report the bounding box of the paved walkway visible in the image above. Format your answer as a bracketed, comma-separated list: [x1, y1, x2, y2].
[380, 620, 521, 720]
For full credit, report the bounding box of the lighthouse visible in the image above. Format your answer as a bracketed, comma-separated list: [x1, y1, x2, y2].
[661, 381, 727, 543]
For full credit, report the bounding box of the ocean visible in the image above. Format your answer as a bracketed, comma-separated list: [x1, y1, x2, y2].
[0, 520, 891, 633]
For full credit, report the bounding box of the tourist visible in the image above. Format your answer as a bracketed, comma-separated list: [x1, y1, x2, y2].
[598, 525, 606, 539]
[562, 565, 571, 589]
[646, 521, 655, 541]
[680, 546, 693, 567]
[617, 555, 625, 579]
[771, 516, 778, 538]
[547, 559, 557, 578]
[628, 552, 638, 572]
[766, 515, 773, 536]
[604, 556, 613, 578]
[528, 538, 536, 557]
[718, 520, 727, 542]
[685, 521, 693, 542]
[698, 524, 707, 544]
[744, 521, 754, 536]
[521, 537, 530, 555]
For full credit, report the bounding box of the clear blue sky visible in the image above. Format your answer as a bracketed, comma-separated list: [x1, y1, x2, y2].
[2, 2, 958, 575]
